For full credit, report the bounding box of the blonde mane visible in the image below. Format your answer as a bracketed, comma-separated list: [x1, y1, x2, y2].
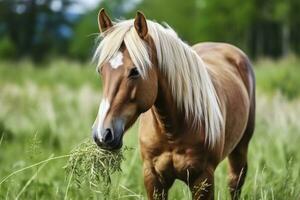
[93, 19, 224, 148]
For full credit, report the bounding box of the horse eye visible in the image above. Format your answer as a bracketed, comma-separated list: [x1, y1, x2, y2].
[128, 67, 140, 78]
[97, 66, 102, 75]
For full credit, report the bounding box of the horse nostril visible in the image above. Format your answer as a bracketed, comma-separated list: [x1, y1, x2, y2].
[93, 134, 102, 147]
[103, 128, 114, 143]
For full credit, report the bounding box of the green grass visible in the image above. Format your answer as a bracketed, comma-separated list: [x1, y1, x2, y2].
[0, 59, 300, 199]
[255, 55, 300, 100]
[0, 59, 101, 89]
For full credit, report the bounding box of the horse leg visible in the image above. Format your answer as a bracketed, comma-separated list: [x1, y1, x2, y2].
[228, 101, 255, 200]
[189, 167, 215, 200]
[143, 164, 173, 200]
[227, 145, 248, 200]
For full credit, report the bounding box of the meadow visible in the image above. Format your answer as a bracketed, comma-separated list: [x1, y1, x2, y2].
[0, 57, 300, 199]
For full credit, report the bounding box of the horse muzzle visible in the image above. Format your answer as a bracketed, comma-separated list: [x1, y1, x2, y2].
[92, 118, 124, 150]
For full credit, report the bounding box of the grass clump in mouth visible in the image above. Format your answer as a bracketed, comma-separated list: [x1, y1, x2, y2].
[65, 140, 127, 194]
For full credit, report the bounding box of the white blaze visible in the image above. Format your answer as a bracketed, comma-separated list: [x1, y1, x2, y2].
[109, 51, 123, 69]
[94, 98, 110, 141]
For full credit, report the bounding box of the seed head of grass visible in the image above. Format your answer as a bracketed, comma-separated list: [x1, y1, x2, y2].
[65, 139, 127, 194]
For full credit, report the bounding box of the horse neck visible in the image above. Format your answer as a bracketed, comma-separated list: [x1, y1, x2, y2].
[151, 72, 187, 136]
[147, 36, 193, 137]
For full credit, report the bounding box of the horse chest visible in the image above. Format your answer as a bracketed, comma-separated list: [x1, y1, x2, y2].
[152, 147, 204, 180]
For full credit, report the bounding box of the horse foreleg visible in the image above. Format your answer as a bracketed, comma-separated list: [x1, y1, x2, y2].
[143, 164, 172, 200]
[189, 167, 215, 200]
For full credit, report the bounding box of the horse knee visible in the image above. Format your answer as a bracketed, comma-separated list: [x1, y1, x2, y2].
[143, 165, 172, 200]
[190, 168, 215, 200]
[144, 176, 169, 200]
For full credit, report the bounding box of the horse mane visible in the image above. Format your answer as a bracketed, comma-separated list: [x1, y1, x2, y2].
[93, 19, 224, 148]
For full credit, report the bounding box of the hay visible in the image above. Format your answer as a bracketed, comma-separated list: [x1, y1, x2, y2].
[65, 140, 126, 194]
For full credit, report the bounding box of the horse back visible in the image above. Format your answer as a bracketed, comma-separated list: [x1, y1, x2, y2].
[193, 42, 254, 97]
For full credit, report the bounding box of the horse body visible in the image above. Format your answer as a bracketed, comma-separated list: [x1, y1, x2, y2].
[93, 9, 255, 200]
[139, 42, 255, 199]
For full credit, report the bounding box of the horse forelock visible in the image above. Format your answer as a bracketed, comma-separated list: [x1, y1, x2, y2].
[93, 19, 224, 148]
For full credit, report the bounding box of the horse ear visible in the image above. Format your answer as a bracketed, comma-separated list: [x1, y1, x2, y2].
[134, 11, 148, 39]
[98, 8, 113, 32]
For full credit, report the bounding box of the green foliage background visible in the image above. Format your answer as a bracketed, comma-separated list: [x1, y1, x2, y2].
[1, 0, 300, 60]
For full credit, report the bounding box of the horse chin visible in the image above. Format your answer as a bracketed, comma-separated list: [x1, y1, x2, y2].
[110, 140, 123, 150]
[102, 138, 123, 150]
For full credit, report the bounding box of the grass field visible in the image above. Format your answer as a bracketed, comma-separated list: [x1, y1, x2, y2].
[0, 58, 300, 199]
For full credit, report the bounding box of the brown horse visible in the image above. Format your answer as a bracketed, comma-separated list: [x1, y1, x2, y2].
[92, 9, 255, 200]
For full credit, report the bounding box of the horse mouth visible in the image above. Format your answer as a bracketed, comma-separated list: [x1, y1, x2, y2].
[100, 133, 123, 150]
[102, 140, 123, 150]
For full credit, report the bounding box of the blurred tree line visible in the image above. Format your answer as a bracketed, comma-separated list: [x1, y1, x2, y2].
[0, 0, 299, 62]
[0, 0, 75, 61]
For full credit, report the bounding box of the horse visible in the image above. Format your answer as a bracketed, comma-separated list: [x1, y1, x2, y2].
[92, 8, 255, 200]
